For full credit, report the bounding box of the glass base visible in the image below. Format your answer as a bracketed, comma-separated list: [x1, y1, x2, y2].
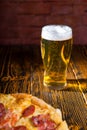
[43, 82, 67, 90]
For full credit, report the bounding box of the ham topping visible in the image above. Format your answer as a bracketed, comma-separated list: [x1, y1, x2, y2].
[0, 103, 18, 129]
[31, 114, 57, 130]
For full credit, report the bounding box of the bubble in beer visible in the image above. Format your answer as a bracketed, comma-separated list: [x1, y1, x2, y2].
[41, 25, 72, 41]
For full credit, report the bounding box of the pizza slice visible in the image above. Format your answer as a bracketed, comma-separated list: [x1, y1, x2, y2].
[0, 93, 69, 130]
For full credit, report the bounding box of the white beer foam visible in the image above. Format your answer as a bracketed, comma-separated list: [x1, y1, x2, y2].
[41, 25, 72, 41]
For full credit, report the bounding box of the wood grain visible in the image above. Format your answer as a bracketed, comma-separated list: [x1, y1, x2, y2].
[0, 44, 87, 130]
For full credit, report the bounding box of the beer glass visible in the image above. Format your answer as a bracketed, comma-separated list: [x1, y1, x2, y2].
[41, 25, 73, 90]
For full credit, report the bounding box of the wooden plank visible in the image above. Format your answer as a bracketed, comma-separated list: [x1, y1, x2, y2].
[71, 45, 87, 79]
[0, 45, 32, 93]
[0, 45, 87, 129]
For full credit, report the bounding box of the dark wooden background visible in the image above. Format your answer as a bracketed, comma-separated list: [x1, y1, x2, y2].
[0, 44, 87, 130]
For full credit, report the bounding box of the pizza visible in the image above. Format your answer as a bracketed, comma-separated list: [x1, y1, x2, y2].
[0, 93, 69, 130]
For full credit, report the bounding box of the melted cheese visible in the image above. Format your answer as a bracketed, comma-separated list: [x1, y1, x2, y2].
[15, 117, 37, 130]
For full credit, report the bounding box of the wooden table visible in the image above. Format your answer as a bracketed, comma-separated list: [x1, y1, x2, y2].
[0, 44, 87, 130]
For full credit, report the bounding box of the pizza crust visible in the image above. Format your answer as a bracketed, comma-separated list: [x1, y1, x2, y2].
[31, 96, 62, 122]
[57, 121, 69, 130]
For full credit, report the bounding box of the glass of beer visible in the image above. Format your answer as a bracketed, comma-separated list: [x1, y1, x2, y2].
[41, 25, 73, 90]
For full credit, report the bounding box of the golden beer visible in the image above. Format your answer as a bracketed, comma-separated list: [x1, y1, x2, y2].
[41, 25, 73, 89]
